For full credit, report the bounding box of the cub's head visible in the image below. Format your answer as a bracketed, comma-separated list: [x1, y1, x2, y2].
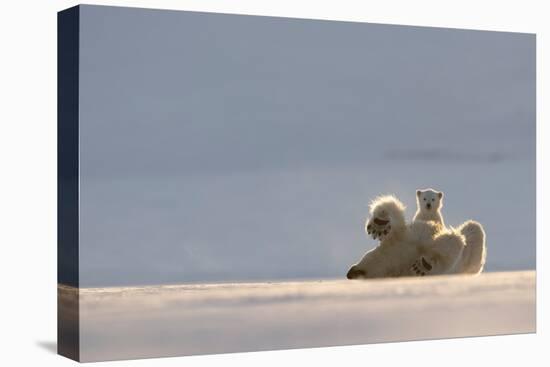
[416, 188, 443, 212]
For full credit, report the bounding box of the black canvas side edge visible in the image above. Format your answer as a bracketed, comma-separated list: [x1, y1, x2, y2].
[57, 5, 80, 362]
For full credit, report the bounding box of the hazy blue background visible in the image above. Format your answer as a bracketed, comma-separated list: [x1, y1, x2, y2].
[77, 5, 535, 287]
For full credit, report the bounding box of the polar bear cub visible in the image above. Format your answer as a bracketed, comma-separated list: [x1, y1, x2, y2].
[413, 188, 445, 229]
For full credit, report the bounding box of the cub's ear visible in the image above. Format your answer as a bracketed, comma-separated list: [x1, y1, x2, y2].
[438, 192, 443, 199]
[417, 190, 422, 197]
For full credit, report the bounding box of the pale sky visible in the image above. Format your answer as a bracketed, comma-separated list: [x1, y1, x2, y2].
[74, 5, 535, 287]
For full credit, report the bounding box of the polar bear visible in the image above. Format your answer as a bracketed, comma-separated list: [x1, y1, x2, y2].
[347, 195, 486, 279]
[413, 188, 445, 229]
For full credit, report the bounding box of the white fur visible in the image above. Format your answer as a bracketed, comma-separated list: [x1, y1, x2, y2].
[453, 221, 487, 274]
[347, 195, 486, 279]
[413, 188, 445, 228]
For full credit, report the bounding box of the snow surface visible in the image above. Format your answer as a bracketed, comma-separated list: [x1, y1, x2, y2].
[60, 271, 535, 361]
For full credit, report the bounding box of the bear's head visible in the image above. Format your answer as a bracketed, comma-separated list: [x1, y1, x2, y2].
[416, 188, 443, 212]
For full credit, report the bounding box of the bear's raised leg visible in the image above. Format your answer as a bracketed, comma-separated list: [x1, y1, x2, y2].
[365, 196, 407, 242]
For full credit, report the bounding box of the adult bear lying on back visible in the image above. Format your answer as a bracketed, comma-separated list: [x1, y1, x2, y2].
[347, 195, 486, 279]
